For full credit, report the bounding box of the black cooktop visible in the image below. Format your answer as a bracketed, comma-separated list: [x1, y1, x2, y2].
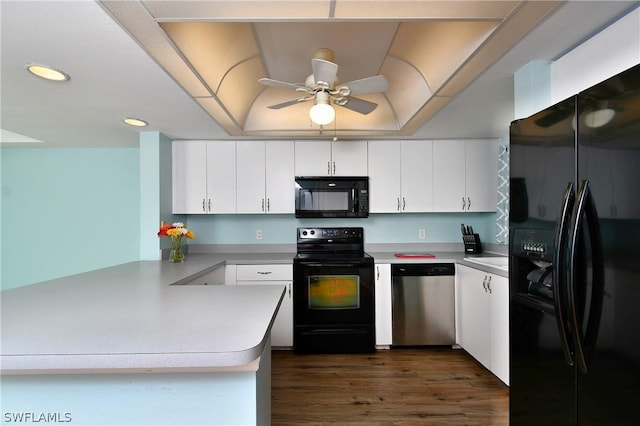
[294, 252, 373, 261]
[295, 227, 371, 261]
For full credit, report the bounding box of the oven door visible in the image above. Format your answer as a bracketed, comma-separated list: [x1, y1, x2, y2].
[293, 258, 374, 326]
[293, 257, 375, 353]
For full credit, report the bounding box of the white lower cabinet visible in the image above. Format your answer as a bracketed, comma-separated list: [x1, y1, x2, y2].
[374, 263, 393, 347]
[456, 264, 509, 385]
[235, 264, 293, 348]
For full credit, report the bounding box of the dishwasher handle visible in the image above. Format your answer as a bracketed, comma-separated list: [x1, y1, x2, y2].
[392, 263, 455, 276]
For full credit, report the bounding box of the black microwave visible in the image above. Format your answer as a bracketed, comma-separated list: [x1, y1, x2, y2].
[295, 176, 369, 218]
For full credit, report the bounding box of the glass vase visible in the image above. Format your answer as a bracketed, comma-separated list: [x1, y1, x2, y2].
[169, 236, 185, 263]
[169, 247, 185, 263]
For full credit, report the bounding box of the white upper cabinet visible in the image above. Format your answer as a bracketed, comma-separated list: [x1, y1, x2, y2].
[465, 141, 499, 212]
[433, 139, 498, 212]
[294, 140, 367, 176]
[236, 141, 295, 214]
[331, 141, 368, 176]
[368, 141, 401, 212]
[401, 140, 434, 212]
[236, 141, 266, 214]
[206, 142, 237, 213]
[368, 140, 433, 213]
[172, 141, 207, 214]
[172, 141, 236, 214]
[265, 141, 296, 213]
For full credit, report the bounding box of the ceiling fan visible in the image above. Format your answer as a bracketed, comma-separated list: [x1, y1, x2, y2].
[258, 48, 389, 125]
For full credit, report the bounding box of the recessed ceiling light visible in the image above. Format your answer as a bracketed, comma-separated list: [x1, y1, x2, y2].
[26, 64, 70, 82]
[123, 117, 148, 127]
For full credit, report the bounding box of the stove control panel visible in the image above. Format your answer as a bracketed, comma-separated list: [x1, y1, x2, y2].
[298, 227, 363, 240]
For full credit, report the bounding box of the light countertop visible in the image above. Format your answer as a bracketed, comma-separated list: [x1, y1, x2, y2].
[0, 255, 284, 374]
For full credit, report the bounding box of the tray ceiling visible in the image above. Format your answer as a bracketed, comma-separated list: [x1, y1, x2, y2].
[100, 0, 563, 138]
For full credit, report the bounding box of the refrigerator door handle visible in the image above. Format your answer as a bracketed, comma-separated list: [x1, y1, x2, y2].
[568, 179, 605, 374]
[554, 182, 576, 366]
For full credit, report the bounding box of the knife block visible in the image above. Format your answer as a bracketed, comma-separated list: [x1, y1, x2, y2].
[463, 234, 483, 254]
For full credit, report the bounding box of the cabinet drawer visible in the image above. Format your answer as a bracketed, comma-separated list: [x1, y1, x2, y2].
[236, 264, 292, 281]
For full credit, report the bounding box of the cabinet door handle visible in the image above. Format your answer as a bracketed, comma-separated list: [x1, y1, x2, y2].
[467, 197, 471, 211]
[376, 266, 380, 280]
[402, 197, 406, 211]
[288, 282, 291, 298]
[482, 276, 487, 292]
[397, 198, 401, 211]
[327, 161, 331, 175]
[208, 199, 211, 212]
[267, 198, 270, 212]
[257, 271, 272, 275]
[202, 198, 206, 212]
[333, 161, 336, 175]
[462, 197, 466, 211]
[487, 275, 492, 294]
[261, 198, 265, 212]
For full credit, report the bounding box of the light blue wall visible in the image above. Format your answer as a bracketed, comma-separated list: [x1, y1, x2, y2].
[139, 132, 183, 260]
[514, 61, 552, 119]
[186, 212, 497, 246]
[1, 148, 140, 290]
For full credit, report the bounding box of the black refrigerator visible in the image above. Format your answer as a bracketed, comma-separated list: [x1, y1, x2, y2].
[509, 63, 640, 425]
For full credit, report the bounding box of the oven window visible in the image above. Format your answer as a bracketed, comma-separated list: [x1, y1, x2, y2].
[308, 275, 360, 309]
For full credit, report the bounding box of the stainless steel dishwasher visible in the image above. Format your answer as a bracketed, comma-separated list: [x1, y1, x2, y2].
[391, 263, 456, 346]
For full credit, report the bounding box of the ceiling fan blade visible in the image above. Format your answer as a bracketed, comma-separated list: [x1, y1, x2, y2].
[258, 77, 306, 91]
[338, 96, 378, 115]
[312, 58, 338, 87]
[341, 75, 389, 95]
[266, 97, 310, 110]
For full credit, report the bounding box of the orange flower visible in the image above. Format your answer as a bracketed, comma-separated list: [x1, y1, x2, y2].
[157, 222, 172, 237]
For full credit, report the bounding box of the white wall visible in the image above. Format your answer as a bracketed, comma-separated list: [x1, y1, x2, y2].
[552, 7, 640, 103]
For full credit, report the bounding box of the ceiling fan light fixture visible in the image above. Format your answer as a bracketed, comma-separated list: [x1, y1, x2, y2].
[309, 92, 335, 125]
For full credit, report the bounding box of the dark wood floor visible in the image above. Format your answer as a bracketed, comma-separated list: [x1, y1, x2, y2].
[271, 347, 509, 425]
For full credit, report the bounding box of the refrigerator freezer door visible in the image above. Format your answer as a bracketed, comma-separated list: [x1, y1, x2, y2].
[576, 64, 640, 425]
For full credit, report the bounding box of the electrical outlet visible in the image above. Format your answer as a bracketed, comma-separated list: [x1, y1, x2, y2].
[256, 229, 263, 240]
[419, 229, 426, 239]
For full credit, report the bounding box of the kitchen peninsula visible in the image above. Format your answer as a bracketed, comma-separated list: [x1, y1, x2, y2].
[0, 255, 285, 425]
